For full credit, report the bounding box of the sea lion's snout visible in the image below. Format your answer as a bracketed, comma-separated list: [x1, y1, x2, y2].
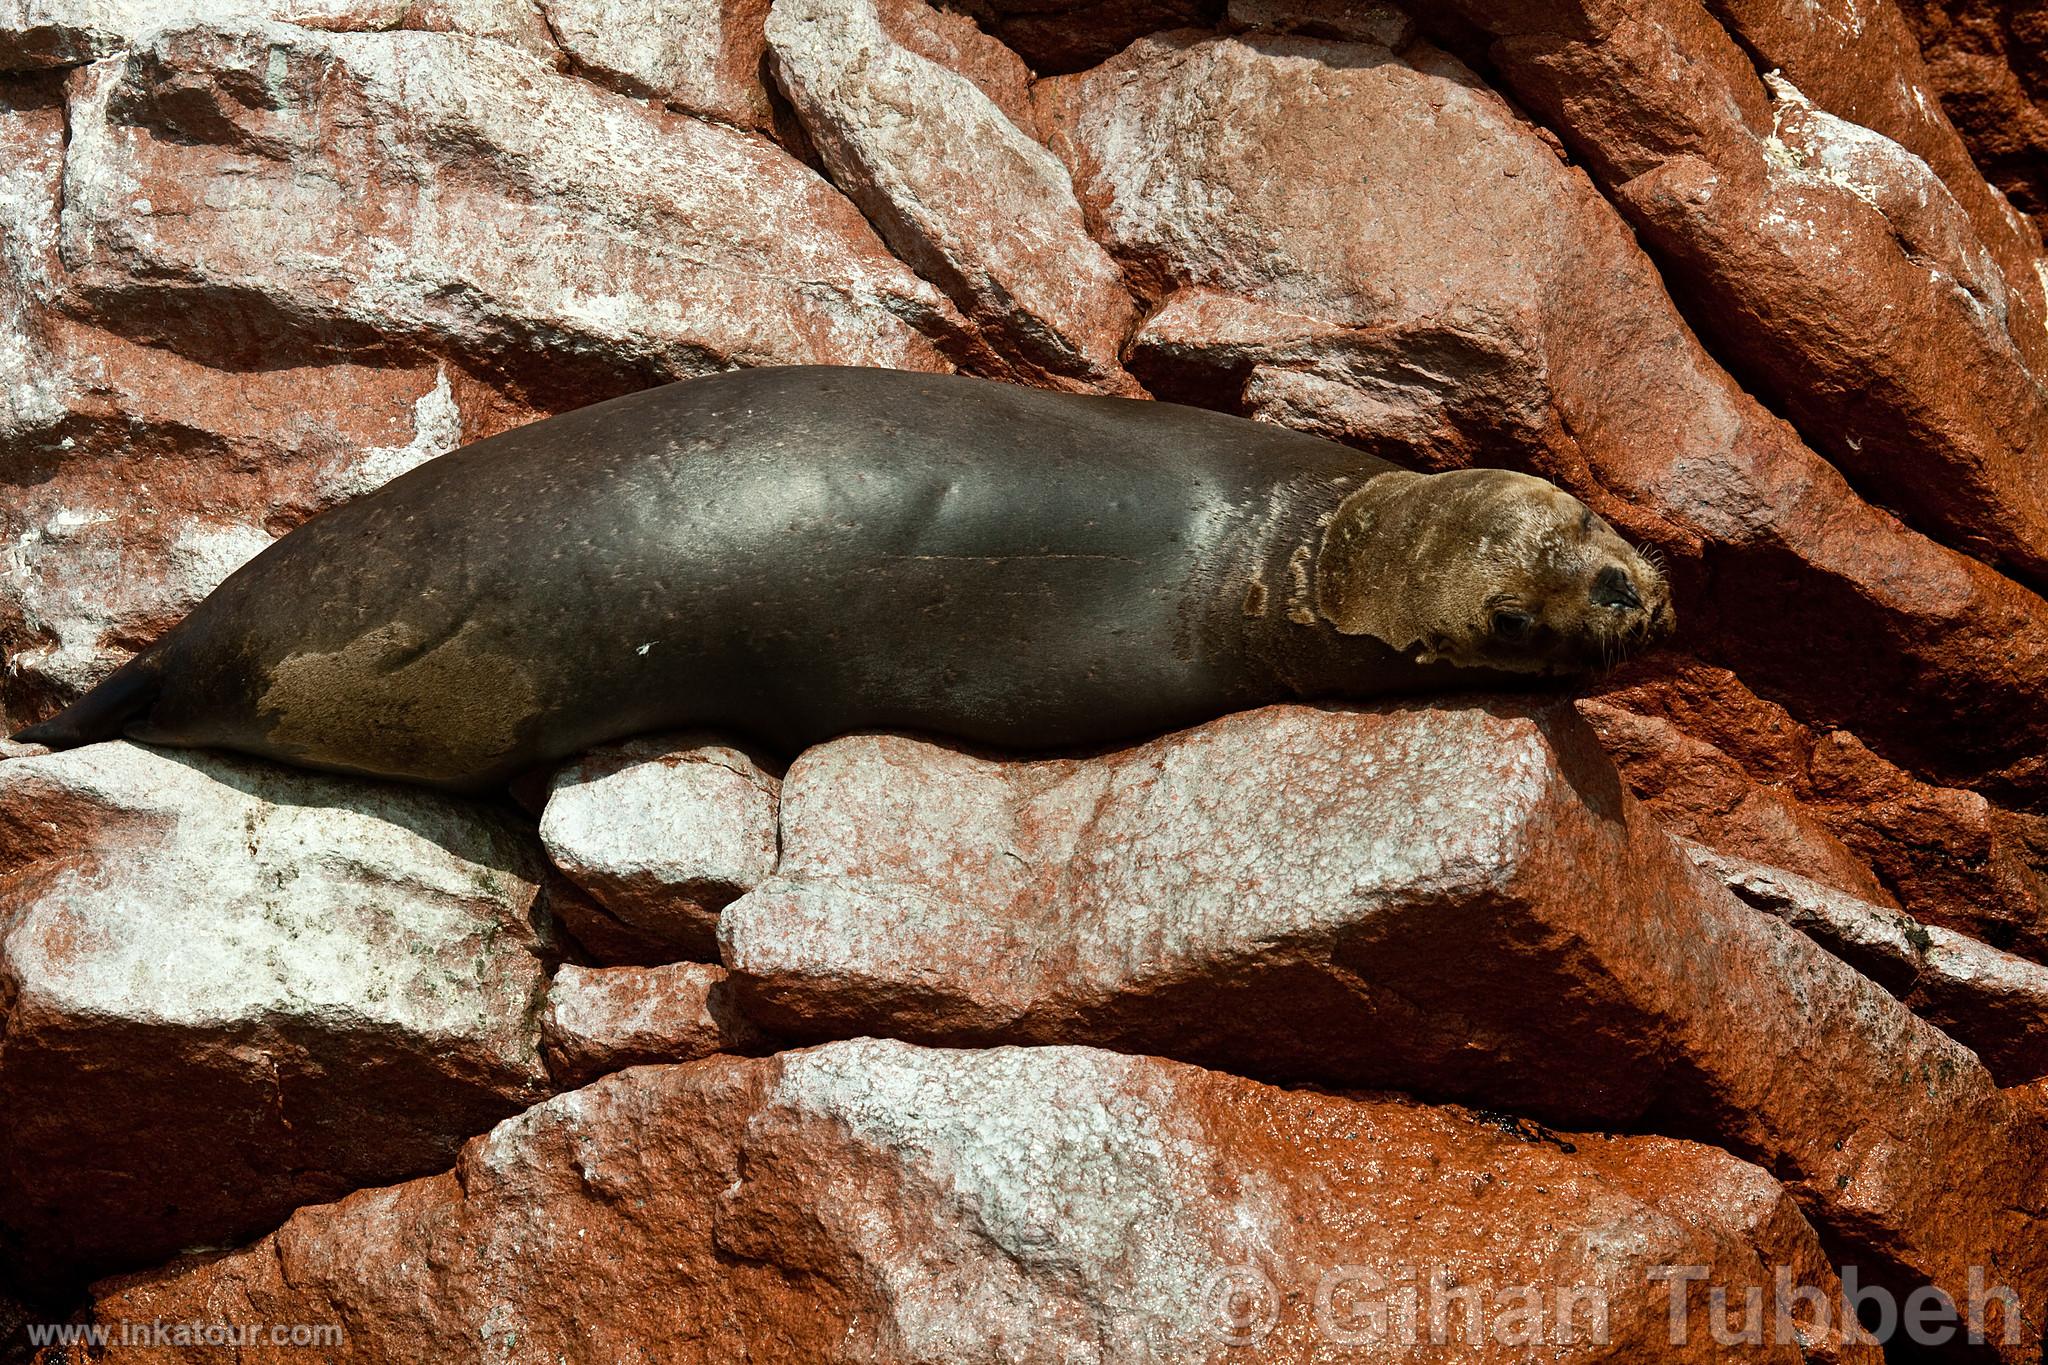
[1435, 475, 1677, 674]
[1591, 556, 1672, 632]
[1574, 547, 1675, 669]
[1590, 564, 1639, 611]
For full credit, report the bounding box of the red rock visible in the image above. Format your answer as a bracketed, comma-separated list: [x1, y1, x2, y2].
[0, 72, 64, 449]
[56, 22, 967, 397]
[530, 0, 782, 131]
[1897, 0, 2048, 216]
[1585, 658, 2048, 959]
[526, 0, 1035, 145]
[0, 742, 556, 1290]
[1687, 840, 2048, 1085]
[537, 865, 686, 967]
[59, 1041, 1881, 1363]
[942, 0, 1221, 73]
[1576, 698, 1895, 903]
[1707, 0, 2048, 339]
[722, 701, 2048, 1345]
[880, 0, 1038, 131]
[1034, 26, 2048, 806]
[1439, 0, 2048, 585]
[766, 0, 1140, 393]
[1225, 0, 1414, 45]
[540, 962, 764, 1086]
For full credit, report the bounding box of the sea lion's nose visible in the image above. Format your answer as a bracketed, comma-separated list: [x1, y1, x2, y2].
[1591, 565, 1641, 610]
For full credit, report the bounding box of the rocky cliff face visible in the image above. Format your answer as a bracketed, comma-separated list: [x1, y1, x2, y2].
[1897, 0, 2048, 216]
[3, 0, 2048, 1360]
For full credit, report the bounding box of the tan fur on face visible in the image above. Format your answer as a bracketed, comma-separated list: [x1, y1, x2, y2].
[1315, 468, 1673, 674]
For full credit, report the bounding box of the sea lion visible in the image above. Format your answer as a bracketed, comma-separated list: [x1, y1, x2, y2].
[13, 366, 1671, 791]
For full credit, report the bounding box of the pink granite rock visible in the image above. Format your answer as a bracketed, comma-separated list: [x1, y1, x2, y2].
[57, 23, 967, 391]
[722, 701, 2048, 1347]
[61, 1042, 1880, 1363]
[1897, 0, 2048, 216]
[0, 741, 555, 1289]
[1687, 839, 2048, 1085]
[541, 961, 764, 1085]
[532, 0, 782, 129]
[540, 736, 781, 962]
[1584, 658, 2048, 961]
[1709, 0, 2048, 334]
[766, 0, 1140, 393]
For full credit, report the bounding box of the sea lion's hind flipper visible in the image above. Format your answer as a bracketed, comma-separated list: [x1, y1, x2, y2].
[10, 650, 164, 749]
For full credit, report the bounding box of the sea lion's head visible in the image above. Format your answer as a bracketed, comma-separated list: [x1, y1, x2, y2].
[1315, 467, 1673, 674]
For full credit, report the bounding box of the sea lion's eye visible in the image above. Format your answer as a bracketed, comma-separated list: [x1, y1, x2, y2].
[1491, 608, 1535, 640]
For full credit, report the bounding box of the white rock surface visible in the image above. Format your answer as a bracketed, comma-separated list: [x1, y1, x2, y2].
[541, 735, 781, 961]
[1765, 73, 2013, 336]
[0, 740, 556, 1284]
[0, 69, 63, 441]
[764, 1039, 1271, 1357]
[0, 0, 553, 68]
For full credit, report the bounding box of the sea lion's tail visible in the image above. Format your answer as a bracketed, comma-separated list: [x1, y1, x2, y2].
[10, 649, 163, 749]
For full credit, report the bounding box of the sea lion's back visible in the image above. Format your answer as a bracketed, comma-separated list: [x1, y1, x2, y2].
[111, 368, 1365, 787]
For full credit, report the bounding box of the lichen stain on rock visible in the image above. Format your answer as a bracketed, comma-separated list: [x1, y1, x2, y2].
[258, 620, 538, 781]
